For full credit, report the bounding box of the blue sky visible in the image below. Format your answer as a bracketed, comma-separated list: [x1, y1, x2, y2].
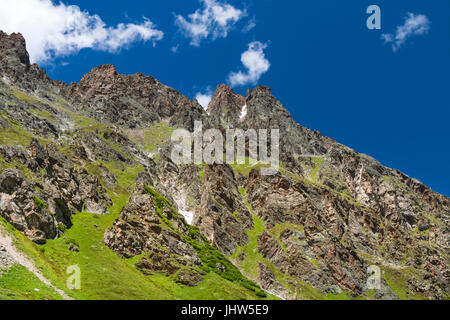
[0, 0, 449, 196]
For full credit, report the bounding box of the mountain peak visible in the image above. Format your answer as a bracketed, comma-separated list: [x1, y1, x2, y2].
[246, 85, 273, 99]
[206, 84, 246, 126]
[0, 30, 60, 93]
[0, 31, 31, 77]
[0, 31, 29, 65]
[78, 64, 118, 84]
[211, 84, 245, 105]
[94, 64, 118, 76]
[213, 83, 237, 95]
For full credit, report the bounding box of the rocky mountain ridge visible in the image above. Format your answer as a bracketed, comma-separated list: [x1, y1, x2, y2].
[0, 31, 448, 300]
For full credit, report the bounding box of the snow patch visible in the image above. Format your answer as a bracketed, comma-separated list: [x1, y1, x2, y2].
[173, 193, 195, 224]
[146, 149, 159, 159]
[178, 209, 194, 225]
[239, 104, 247, 120]
[1, 76, 11, 86]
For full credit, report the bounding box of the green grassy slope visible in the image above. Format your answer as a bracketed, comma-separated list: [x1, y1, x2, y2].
[0, 193, 272, 300]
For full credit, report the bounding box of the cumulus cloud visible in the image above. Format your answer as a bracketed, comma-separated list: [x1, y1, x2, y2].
[195, 90, 213, 110]
[228, 41, 270, 87]
[0, 0, 164, 64]
[382, 13, 431, 52]
[175, 0, 246, 46]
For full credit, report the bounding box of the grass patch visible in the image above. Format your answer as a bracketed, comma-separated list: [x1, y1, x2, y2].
[0, 264, 62, 300]
[310, 157, 324, 183]
[230, 187, 266, 279]
[12, 90, 41, 104]
[230, 214, 265, 278]
[381, 266, 427, 300]
[71, 113, 107, 130]
[33, 195, 48, 211]
[268, 222, 304, 251]
[29, 108, 56, 122]
[102, 161, 144, 189]
[0, 125, 34, 146]
[230, 157, 272, 176]
[126, 123, 176, 153]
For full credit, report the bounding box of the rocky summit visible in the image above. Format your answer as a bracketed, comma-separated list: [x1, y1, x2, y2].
[0, 31, 448, 300]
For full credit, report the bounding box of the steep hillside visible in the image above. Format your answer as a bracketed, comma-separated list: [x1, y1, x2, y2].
[0, 31, 448, 300]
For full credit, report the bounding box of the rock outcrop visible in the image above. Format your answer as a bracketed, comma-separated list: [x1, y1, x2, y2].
[195, 164, 253, 256]
[104, 175, 204, 285]
[0, 138, 112, 243]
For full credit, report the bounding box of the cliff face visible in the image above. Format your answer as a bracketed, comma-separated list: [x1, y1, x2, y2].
[0, 31, 448, 300]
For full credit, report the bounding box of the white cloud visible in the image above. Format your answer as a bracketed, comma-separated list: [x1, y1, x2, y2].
[175, 0, 245, 46]
[228, 41, 270, 87]
[242, 17, 256, 33]
[195, 91, 213, 109]
[382, 13, 431, 52]
[0, 0, 164, 64]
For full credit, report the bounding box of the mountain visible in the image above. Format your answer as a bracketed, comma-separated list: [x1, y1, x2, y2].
[0, 31, 448, 300]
